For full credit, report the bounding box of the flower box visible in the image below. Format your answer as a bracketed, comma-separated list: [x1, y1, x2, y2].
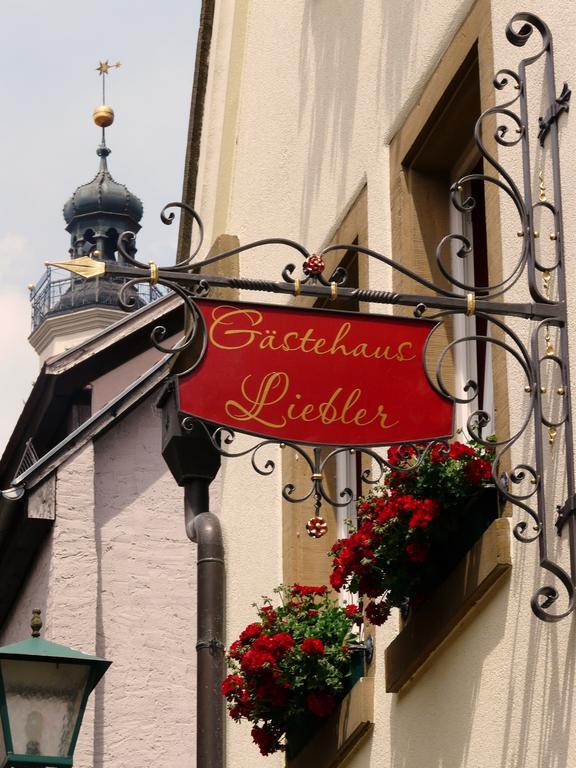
[385, 517, 512, 692]
[222, 584, 367, 757]
[329, 439, 499, 626]
[285, 642, 370, 759]
[409, 484, 499, 608]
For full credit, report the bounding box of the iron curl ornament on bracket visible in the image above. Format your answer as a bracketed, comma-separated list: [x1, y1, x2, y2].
[46, 13, 574, 622]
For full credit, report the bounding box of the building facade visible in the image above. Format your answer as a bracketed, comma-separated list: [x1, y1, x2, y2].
[185, 1, 576, 767]
[2, 1, 576, 768]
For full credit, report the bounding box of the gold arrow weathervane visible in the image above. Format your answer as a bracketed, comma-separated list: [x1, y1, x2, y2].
[96, 60, 121, 103]
[45, 257, 107, 279]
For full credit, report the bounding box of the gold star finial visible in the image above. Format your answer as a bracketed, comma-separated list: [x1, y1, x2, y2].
[96, 60, 121, 75]
[95, 61, 121, 125]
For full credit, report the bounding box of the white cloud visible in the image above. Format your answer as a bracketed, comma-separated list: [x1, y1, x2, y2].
[0, 287, 38, 455]
[0, 232, 33, 285]
[0, 232, 27, 259]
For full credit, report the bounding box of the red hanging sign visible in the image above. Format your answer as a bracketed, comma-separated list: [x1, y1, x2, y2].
[177, 298, 453, 446]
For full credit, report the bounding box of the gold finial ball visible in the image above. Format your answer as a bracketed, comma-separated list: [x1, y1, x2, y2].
[31, 608, 43, 638]
[93, 104, 114, 128]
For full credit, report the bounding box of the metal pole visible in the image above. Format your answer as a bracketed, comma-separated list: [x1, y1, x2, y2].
[160, 383, 224, 766]
[184, 483, 225, 768]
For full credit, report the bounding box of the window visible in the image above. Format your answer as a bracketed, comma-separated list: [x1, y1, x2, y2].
[281, 187, 368, 589]
[281, 188, 374, 765]
[393, 46, 495, 434]
[313, 241, 363, 584]
[386, 0, 512, 692]
[450, 159, 493, 433]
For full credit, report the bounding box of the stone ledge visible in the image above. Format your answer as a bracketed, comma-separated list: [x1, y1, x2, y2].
[385, 517, 512, 693]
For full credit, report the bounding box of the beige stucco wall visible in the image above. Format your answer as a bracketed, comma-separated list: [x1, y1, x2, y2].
[0, 396, 197, 768]
[194, 1, 576, 767]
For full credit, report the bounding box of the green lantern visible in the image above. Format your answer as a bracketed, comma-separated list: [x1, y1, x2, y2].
[0, 610, 110, 768]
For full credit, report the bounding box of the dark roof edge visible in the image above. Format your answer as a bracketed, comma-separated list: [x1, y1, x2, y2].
[2, 357, 171, 498]
[0, 370, 53, 478]
[45, 293, 182, 374]
[176, 0, 216, 262]
[0, 295, 182, 479]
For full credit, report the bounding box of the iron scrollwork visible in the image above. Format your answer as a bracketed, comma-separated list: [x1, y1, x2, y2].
[182, 415, 447, 514]
[47, 14, 572, 622]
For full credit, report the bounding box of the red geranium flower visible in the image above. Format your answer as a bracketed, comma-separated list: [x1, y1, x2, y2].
[464, 458, 492, 485]
[228, 639, 243, 659]
[301, 637, 325, 655]
[251, 725, 282, 756]
[291, 584, 327, 597]
[229, 700, 254, 720]
[240, 647, 276, 674]
[430, 442, 450, 463]
[330, 567, 346, 591]
[239, 622, 263, 644]
[387, 444, 416, 466]
[405, 540, 430, 563]
[365, 600, 391, 626]
[408, 499, 440, 529]
[260, 605, 277, 624]
[269, 632, 295, 656]
[449, 441, 477, 460]
[221, 674, 245, 697]
[307, 690, 336, 717]
[255, 678, 290, 707]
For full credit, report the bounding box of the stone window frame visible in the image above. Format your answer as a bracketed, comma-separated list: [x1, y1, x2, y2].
[281, 185, 369, 590]
[282, 186, 375, 766]
[385, 0, 512, 693]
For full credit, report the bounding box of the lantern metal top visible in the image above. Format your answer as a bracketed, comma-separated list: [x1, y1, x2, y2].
[0, 611, 110, 689]
[0, 610, 111, 768]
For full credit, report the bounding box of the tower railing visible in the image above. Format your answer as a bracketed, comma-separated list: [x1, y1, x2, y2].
[30, 266, 166, 332]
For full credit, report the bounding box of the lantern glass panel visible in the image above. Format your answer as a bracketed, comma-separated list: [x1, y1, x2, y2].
[1, 660, 90, 758]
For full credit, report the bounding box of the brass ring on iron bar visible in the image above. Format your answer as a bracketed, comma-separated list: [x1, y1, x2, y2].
[149, 261, 159, 285]
[466, 293, 476, 316]
[330, 282, 338, 300]
[294, 278, 301, 296]
[311, 473, 322, 480]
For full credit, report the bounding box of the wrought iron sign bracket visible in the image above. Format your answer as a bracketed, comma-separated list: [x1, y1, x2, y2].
[538, 81, 571, 146]
[555, 495, 576, 535]
[46, 13, 575, 622]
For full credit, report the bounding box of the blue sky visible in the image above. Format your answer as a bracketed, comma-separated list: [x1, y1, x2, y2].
[0, 0, 201, 453]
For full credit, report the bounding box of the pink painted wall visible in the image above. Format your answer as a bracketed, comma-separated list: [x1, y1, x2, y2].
[0, 396, 199, 768]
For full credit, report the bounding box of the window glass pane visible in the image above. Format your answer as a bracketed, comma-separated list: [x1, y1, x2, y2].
[1, 660, 89, 757]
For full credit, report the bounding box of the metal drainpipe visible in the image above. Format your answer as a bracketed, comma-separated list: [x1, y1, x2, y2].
[159, 383, 224, 768]
[184, 481, 225, 768]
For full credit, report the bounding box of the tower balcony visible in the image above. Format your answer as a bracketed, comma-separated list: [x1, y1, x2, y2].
[30, 266, 166, 332]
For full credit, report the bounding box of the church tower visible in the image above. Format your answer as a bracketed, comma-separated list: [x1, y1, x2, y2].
[28, 63, 158, 362]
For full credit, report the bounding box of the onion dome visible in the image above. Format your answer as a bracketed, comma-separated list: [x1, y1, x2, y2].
[63, 142, 143, 261]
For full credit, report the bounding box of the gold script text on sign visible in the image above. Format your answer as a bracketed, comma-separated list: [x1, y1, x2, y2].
[225, 371, 400, 431]
[208, 306, 416, 362]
